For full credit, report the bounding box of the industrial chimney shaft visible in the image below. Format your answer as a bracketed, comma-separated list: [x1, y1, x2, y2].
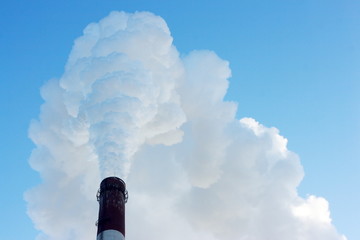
[96, 177, 128, 240]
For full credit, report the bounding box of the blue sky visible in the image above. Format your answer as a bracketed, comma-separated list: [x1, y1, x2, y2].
[1, 0, 359, 239]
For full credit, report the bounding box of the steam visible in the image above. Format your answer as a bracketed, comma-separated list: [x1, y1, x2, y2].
[26, 11, 346, 240]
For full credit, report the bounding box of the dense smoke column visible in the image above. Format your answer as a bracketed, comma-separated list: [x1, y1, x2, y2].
[25, 11, 347, 240]
[97, 177, 128, 240]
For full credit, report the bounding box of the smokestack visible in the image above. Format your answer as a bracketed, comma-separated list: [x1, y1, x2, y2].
[96, 177, 128, 240]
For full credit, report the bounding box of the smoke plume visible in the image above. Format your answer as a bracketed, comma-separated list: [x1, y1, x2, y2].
[26, 11, 346, 240]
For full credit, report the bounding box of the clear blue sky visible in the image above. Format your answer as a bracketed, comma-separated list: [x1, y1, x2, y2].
[1, 0, 359, 239]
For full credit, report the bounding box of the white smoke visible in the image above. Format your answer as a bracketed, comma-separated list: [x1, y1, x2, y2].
[26, 11, 347, 240]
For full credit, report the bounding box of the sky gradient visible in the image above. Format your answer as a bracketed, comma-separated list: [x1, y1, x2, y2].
[0, 1, 359, 239]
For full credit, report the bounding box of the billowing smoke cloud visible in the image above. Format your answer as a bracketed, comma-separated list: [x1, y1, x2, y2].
[26, 11, 346, 240]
